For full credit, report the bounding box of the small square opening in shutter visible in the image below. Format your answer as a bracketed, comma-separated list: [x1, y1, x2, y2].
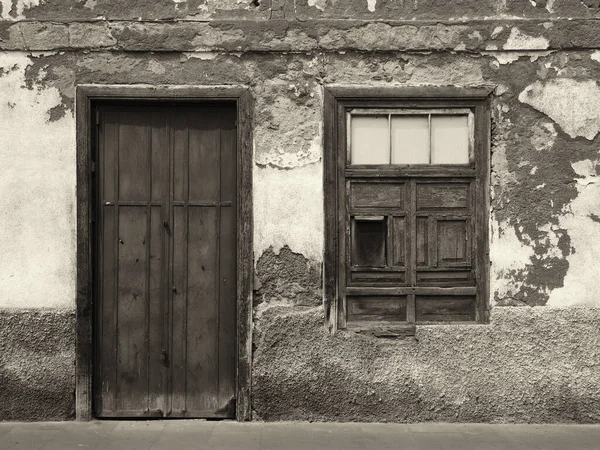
[351, 216, 387, 267]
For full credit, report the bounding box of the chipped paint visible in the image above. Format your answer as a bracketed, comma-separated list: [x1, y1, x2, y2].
[367, 0, 376, 12]
[519, 79, 600, 140]
[487, 51, 553, 65]
[254, 163, 323, 263]
[0, 52, 75, 309]
[490, 220, 535, 305]
[0, 0, 42, 19]
[307, 0, 326, 11]
[548, 160, 600, 306]
[503, 27, 549, 50]
[182, 52, 218, 60]
[591, 50, 600, 63]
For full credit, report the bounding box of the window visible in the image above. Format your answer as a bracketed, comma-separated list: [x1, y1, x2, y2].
[324, 87, 491, 335]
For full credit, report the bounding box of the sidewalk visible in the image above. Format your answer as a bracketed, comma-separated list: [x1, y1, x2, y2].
[1, 421, 599, 450]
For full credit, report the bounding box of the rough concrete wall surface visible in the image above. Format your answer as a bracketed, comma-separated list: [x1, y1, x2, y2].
[0, 310, 75, 420]
[1, 0, 600, 422]
[253, 307, 600, 422]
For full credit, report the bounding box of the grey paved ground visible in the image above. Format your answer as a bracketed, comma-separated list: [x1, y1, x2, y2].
[0, 421, 599, 450]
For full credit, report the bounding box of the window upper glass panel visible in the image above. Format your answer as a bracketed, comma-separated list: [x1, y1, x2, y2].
[349, 110, 472, 165]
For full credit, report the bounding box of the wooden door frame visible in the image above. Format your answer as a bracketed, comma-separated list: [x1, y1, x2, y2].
[75, 85, 254, 421]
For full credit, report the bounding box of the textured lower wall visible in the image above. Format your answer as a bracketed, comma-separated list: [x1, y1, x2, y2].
[0, 309, 75, 420]
[252, 307, 600, 423]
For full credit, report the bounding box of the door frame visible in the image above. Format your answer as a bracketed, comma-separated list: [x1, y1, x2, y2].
[75, 85, 254, 421]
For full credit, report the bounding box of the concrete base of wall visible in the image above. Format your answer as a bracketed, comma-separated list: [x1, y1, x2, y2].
[0, 309, 75, 421]
[252, 306, 600, 423]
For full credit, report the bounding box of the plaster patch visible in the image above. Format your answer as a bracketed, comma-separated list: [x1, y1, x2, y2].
[548, 160, 600, 306]
[147, 59, 166, 75]
[490, 220, 534, 304]
[254, 85, 322, 168]
[307, 0, 326, 11]
[0, 52, 76, 309]
[486, 51, 553, 65]
[519, 79, 600, 140]
[529, 122, 557, 152]
[367, 0, 376, 12]
[0, 0, 43, 19]
[503, 27, 549, 50]
[254, 163, 323, 263]
[591, 50, 600, 64]
[183, 52, 218, 60]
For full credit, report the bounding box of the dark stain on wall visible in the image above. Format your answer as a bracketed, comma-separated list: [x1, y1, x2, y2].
[255, 246, 322, 308]
[0, 309, 75, 420]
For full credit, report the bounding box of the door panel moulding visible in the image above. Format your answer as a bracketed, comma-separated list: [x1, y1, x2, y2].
[76, 85, 254, 421]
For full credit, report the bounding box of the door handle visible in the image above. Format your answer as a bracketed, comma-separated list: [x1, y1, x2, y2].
[163, 220, 171, 235]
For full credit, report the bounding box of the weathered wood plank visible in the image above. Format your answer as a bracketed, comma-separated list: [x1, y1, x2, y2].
[118, 113, 149, 202]
[415, 295, 476, 322]
[147, 206, 164, 414]
[116, 206, 148, 412]
[186, 206, 219, 414]
[218, 110, 237, 416]
[350, 182, 404, 209]
[416, 183, 469, 211]
[188, 108, 220, 203]
[170, 204, 187, 416]
[347, 296, 407, 319]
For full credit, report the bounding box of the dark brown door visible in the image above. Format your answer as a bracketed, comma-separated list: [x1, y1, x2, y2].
[93, 103, 237, 418]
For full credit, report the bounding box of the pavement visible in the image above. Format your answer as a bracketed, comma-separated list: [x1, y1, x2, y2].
[0, 421, 599, 450]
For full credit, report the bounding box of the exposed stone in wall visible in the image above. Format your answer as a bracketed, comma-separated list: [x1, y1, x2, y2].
[0, 309, 75, 420]
[4, 0, 600, 21]
[253, 306, 600, 422]
[254, 246, 321, 309]
[3, 19, 600, 53]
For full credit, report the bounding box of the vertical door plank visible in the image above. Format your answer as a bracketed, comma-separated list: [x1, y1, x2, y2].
[186, 206, 219, 413]
[151, 111, 169, 203]
[99, 204, 117, 414]
[170, 204, 188, 415]
[218, 111, 237, 413]
[188, 109, 220, 203]
[96, 110, 119, 415]
[148, 110, 168, 414]
[185, 107, 221, 414]
[170, 109, 189, 415]
[147, 205, 164, 413]
[116, 206, 148, 413]
[118, 114, 149, 202]
[218, 206, 236, 412]
[102, 112, 118, 203]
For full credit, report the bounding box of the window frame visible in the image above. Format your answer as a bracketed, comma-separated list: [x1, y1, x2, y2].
[323, 86, 492, 334]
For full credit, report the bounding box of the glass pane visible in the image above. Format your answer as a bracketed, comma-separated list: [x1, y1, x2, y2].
[391, 116, 429, 164]
[431, 115, 469, 164]
[351, 217, 387, 267]
[350, 115, 390, 164]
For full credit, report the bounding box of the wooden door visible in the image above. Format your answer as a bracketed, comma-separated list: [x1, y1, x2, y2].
[93, 103, 237, 418]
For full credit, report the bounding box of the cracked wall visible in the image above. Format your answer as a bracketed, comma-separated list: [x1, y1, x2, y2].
[1, 0, 600, 422]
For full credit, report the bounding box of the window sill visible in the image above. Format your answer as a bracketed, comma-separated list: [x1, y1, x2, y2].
[346, 321, 416, 339]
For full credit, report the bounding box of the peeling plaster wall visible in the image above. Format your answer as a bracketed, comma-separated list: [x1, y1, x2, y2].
[0, 51, 76, 310]
[1, 0, 600, 422]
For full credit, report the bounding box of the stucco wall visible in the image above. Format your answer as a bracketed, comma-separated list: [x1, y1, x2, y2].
[0, 0, 599, 421]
